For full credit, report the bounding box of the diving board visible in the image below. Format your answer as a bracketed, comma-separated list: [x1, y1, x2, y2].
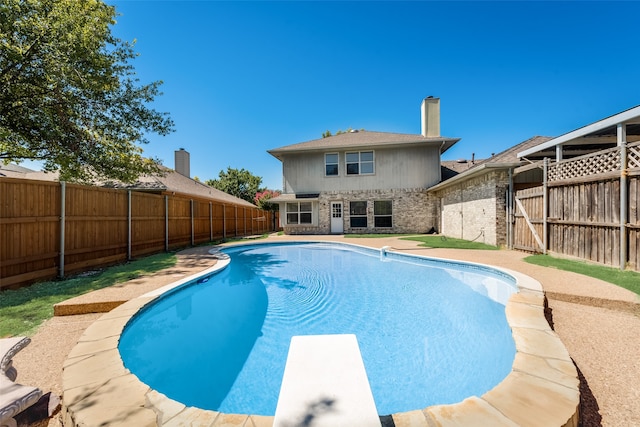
[273, 334, 381, 427]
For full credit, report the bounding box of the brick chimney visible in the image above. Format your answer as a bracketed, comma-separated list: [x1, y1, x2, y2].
[421, 96, 440, 138]
[175, 148, 190, 178]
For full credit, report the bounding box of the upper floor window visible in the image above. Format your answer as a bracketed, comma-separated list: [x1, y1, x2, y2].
[325, 153, 339, 176]
[286, 202, 312, 225]
[346, 151, 374, 175]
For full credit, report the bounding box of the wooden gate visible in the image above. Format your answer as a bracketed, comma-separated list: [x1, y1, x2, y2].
[514, 186, 545, 253]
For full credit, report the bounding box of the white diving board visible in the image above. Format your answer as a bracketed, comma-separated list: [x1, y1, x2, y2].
[273, 334, 381, 427]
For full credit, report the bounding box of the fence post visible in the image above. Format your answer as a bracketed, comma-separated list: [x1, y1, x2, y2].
[223, 204, 226, 240]
[190, 199, 195, 246]
[127, 190, 132, 261]
[59, 181, 66, 278]
[209, 202, 213, 242]
[619, 123, 628, 270]
[507, 168, 513, 249]
[543, 158, 548, 255]
[165, 195, 169, 252]
[235, 205, 238, 237]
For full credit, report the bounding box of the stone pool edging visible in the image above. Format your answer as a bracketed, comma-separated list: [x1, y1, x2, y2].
[61, 243, 580, 427]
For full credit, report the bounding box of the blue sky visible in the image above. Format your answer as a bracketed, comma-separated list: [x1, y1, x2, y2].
[105, 1, 640, 190]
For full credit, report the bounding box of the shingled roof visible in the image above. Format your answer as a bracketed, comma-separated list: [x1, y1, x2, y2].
[103, 167, 256, 207]
[268, 130, 460, 159]
[1, 164, 255, 208]
[430, 136, 553, 191]
[441, 159, 482, 180]
[474, 136, 553, 166]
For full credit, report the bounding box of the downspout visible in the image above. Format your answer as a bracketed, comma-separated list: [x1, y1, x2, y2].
[619, 123, 628, 270]
[59, 181, 66, 278]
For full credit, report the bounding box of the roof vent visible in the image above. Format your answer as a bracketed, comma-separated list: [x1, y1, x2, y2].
[349, 129, 359, 133]
[456, 159, 467, 163]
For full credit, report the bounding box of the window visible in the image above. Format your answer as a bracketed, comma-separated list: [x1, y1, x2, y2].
[286, 202, 312, 225]
[325, 153, 339, 176]
[374, 200, 392, 228]
[350, 201, 367, 227]
[346, 151, 374, 175]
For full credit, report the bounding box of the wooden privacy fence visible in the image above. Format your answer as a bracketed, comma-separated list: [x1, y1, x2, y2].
[514, 140, 640, 271]
[0, 178, 278, 290]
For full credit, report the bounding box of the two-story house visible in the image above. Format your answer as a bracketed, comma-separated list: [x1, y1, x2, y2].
[267, 97, 460, 234]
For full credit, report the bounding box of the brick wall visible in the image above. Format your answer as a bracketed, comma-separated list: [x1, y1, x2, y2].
[436, 171, 509, 246]
[283, 188, 439, 235]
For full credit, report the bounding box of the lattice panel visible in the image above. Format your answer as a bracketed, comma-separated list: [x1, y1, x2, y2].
[628, 142, 640, 169]
[549, 149, 620, 182]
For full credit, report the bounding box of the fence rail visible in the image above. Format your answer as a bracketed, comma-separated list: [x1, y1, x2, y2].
[0, 178, 278, 290]
[514, 141, 640, 271]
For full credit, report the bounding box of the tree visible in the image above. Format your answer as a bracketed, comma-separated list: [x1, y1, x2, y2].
[322, 127, 362, 138]
[254, 189, 280, 211]
[0, 0, 174, 183]
[206, 167, 262, 204]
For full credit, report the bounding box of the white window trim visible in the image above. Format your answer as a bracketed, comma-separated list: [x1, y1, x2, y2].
[325, 152, 339, 177]
[349, 200, 368, 228]
[285, 201, 314, 225]
[346, 150, 375, 176]
[373, 200, 393, 228]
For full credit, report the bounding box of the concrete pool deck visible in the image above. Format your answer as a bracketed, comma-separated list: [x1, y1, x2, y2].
[12, 235, 640, 426]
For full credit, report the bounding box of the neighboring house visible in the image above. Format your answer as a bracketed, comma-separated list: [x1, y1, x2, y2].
[0, 149, 256, 208]
[267, 97, 460, 234]
[428, 136, 552, 246]
[429, 103, 640, 254]
[0, 163, 36, 177]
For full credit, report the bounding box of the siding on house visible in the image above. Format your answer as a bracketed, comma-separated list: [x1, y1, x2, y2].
[280, 145, 443, 193]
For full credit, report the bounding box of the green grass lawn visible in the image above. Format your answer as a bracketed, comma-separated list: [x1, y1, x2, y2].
[0, 252, 177, 337]
[401, 235, 500, 250]
[348, 233, 414, 238]
[524, 255, 640, 296]
[347, 233, 499, 249]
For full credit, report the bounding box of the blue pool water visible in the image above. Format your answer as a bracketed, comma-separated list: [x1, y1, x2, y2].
[119, 242, 517, 416]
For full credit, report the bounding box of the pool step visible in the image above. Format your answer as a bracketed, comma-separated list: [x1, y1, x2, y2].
[273, 334, 381, 427]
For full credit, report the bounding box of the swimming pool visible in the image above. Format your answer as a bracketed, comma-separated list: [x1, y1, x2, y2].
[118, 242, 518, 416]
